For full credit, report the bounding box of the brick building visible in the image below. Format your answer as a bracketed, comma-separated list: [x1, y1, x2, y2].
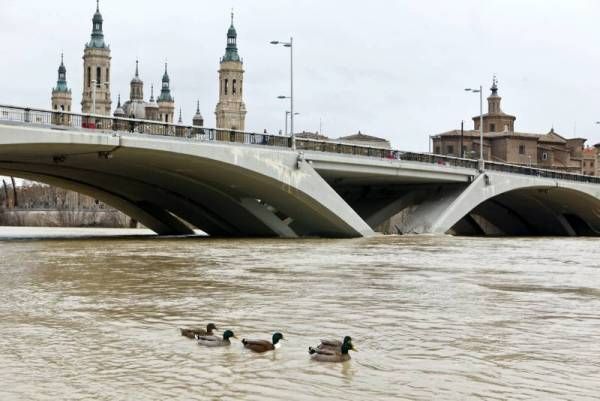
[431, 77, 596, 175]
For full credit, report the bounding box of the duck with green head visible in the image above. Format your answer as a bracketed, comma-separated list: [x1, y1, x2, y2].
[242, 332, 284, 353]
[309, 336, 356, 362]
[317, 336, 352, 353]
[196, 330, 237, 347]
[180, 323, 217, 339]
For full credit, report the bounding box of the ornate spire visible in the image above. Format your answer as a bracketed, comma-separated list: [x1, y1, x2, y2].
[193, 100, 204, 125]
[113, 93, 125, 117]
[135, 59, 139, 78]
[178, 108, 183, 124]
[490, 74, 498, 96]
[222, 11, 241, 63]
[158, 62, 173, 102]
[54, 53, 69, 93]
[149, 84, 155, 102]
[88, 0, 106, 48]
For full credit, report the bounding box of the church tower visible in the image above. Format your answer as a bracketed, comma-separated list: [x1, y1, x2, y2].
[157, 63, 175, 123]
[81, 0, 112, 115]
[473, 75, 516, 133]
[51, 53, 72, 112]
[130, 60, 143, 101]
[215, 12, 247, 131]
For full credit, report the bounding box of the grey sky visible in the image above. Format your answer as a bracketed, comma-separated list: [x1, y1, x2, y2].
[3, 0, 600, 151]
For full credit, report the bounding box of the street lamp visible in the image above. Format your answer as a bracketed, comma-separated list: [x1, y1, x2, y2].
[465, 85, 484, 171]
[285, 111, 300, 135]
[271, 37, 295, 150]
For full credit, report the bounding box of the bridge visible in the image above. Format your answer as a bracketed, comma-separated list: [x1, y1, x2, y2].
[1, 104, 600, 237]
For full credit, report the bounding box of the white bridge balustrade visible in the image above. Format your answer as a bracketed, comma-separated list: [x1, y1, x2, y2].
[1, 103, 600, 237]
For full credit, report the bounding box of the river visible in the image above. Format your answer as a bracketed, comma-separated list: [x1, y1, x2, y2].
[0, 227, 598, 400]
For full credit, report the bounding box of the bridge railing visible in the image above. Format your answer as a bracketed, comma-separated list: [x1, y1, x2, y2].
[0, 104, 292, 148]
[2, 103, 600, 185]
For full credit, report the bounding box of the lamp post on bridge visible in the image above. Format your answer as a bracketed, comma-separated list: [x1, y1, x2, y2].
[285, 111, 300, 135]
[465, 85, 484, 171]
[271, 37, 295, 149]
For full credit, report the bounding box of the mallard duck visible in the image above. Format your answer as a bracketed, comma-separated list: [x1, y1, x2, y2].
[317, 336, 352, 352]
[180, 323, 217, 339]
[309, 338, 356, 362]
[241, 332, 284, 353]
[196, 330, 236, 347]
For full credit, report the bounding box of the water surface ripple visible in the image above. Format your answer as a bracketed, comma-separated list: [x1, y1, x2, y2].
[0, 229, 599, 400]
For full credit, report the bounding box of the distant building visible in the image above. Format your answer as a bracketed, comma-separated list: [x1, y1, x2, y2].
[295, 131, 329, 140]
[431, 77, 592, 174]
[582, 147, 597, 176]
[338, 131, 391, 149]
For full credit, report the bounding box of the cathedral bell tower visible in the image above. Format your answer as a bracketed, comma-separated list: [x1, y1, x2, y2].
[51, 53, 72, 125]
[51, 53, 72, 112]
[157, 63, 175, 123]
[81, 0, 112, 115]
[215, 12, 247, 131]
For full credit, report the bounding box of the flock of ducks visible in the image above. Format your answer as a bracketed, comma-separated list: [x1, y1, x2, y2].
[180, 323, 356, 363]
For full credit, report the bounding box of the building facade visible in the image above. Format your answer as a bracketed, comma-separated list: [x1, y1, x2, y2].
[432, 77, 594, 174]
[81, 1, 111, 115]
[215, 13, 247, 131]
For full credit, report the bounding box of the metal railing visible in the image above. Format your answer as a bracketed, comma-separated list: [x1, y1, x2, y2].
[1, 103, 600, 185]
[0, 104, 292, 148]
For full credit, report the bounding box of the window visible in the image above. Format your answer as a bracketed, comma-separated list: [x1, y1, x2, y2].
[591, 161, 595, 168]
[87, 67, 91, 87]
[53, 104, 57, 110]
[490, 123, 496, 132]
[106, 68, 109, 84]
[447, 145, 454, 155]
[224, 79, 228, 95]
[542, 152, 548, 160]
[435, 146, 441, 154]
[519, 144, 525, 155]
[232, 79, 237, 94]
[96, 66, 101, 85]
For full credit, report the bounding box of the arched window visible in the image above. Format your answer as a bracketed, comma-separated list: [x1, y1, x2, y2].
[96, 67, 101, 85]
[224, 79, 228, 95]
[106, 68, 109, 84]
[87, 67, 91, 87]
[232, 79, 237, 95]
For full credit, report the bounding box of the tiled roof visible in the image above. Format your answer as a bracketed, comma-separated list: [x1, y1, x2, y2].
[338, 131, 389, 142]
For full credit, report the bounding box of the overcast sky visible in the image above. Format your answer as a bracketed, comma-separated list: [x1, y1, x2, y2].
[3, 0, 600, 151]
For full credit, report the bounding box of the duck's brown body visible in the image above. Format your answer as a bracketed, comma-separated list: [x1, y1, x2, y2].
[180, 323, 217, 339]
[242, 332, 283, 353]
[242, 339, 275, 353]
[309, 346, 352, 362]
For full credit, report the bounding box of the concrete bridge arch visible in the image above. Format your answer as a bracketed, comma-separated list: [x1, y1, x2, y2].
[395, 171, 600, 236]
[0, 124, 374, 237]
